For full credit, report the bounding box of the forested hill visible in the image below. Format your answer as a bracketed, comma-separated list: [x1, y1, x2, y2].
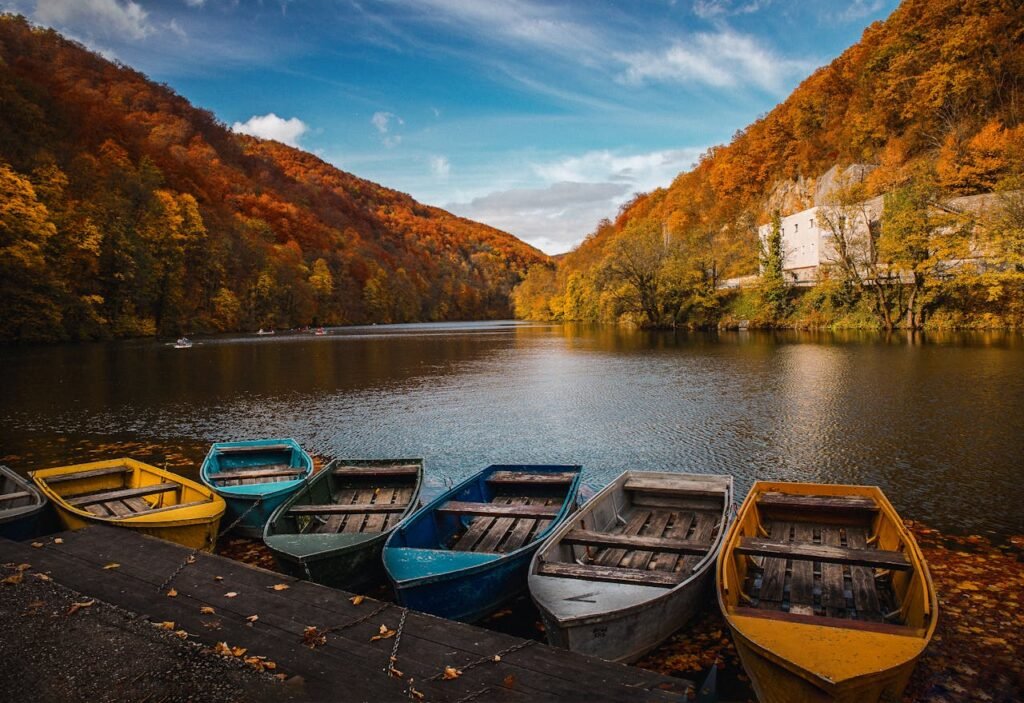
[0, 15, 548, 342]
[513, 0, 1024, 327]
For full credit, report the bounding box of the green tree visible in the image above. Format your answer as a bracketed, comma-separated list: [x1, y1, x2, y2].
[758, 210, 789, 320]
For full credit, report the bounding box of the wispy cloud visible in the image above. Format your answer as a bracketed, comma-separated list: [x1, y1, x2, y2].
[371, 111, 403, 148]
[836, 0, 885, 22]
[430, 155, 450, 178]
[615, 30, 815, 93]
[231, 113, 308, 146]
[692, 0, 771, 20]
[33, 0, 153, 41]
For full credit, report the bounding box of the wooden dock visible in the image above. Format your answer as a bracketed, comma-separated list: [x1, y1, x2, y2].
[0, 526, 692, 702]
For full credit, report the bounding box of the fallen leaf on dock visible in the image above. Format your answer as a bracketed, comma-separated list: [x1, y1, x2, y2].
[224, 592, 238, 598]
[158, 621, 175, 630]
[186, 555, 196, 564]
[349, 595, 364, 605]
[370, 624, 396, 641]
[246, 614, 259, 623]
[1, 572, 23, 585]
[231, 646, 247, 657]
[502, 674, 516, 689]
[166, 588, 178, 598]
[67, 600, 94, 615]
[31, 542, 43, 548]
[174, 630, 188, 640]
[274, 673, 288, 682]
[15, 563, 30, 571]
[270, 583, 290, 591]
[103, 562, 120, 570]
[302, 626, 326, 649]
[213, 641, 232, 656]
[200, 606, 215, 614]
[442, 666, 462, 680]
[214, 575, 223, 581]
[408, 686, 424, 700]
[33, 573, 51, 582]
[53, 538, 63, 544]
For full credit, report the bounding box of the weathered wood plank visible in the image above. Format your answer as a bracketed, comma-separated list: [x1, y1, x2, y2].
[126, 499, 213, 517]
[66, 483, 178, 506]
[450, 503, 501, 552]
[44, 466, 130, 483]
[211, 466, 300, 482]
[361, 488, 394, 533]
[475, 498, 525, 553]
[653, 511, 695, 572]
[342, 489, 374, 533]
[595, 510, 649, 567]
[288, 503, 407, 515]
[757, 522, 790, 604]
[788, 523, 815, 615]
[820, 526, 846, 617]
[537, 561, 682, 588]
[846, 527, 883, 621]
[103, 500, 134, 517]
[622, 510, 672, 570]
[215, 444, 292, 454]
[0, 491, 31, 503]
[382, 487, 414, 531]
[736, 537, 911, 571]
[757, 493, 878, 513]
[623, 476, 727, 498]
[333, 464, 420, 477]
[563, 529, 710, 556]
[438, 501, 560, 519]
[500, 499, 539, 553]
[486, 471, 577, 485]
[679, 511, 720, 574]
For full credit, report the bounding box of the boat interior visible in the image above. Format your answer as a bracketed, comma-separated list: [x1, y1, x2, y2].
[723, 486, 932, 632]
[209, 444, 306, 487]
[40, 461, 212, 518]
[279, 461, 421, 535]
[393, 467, 580, 554]
[0, 468, 40, 511]
[536, 475, 728, 588]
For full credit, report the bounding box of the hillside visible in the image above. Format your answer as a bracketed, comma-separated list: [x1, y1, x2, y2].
[514, 0, 1024, 329]
[0, 15, 548, 342]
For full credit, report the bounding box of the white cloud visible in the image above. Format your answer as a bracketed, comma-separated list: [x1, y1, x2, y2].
[616, 30, 814, 93]
[371, 111, 403, 148]
[692, 0, 771, 19]
[837, 0, 885, 22]
[34, 0, 154, 41]
[533, 148, 703, 192]
[430, 156, 450, 178]
[231, 113, 309, 147]
[168, 18, 186, 40]
[184, 0, 205, 6]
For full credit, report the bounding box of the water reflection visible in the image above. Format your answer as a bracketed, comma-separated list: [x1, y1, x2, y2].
[1, 322, 1022, 536]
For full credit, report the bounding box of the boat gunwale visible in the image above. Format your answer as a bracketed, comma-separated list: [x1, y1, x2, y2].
[716, 479, 939, 692]
[530, 470, 733, 628]
[384, 463, 583, 588]
[263, 457, 424, 562]
[30, 458, 225, 525]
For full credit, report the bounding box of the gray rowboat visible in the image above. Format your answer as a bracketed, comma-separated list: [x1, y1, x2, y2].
[528, 471, 733, 663]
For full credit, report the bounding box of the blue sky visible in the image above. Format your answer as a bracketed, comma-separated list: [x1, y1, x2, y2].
[3, 0, 899, 253]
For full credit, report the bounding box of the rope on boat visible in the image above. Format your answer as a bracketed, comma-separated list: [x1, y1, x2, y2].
[156, 496, 264, 593]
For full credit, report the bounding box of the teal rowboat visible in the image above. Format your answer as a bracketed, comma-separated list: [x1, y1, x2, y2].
[263, 458, 423, 590]
[200, 439, 313, 538]
[383, 464, 582, 622]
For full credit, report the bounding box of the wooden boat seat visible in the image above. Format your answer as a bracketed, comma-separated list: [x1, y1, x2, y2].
[623, 476, 727, 499]
[212, 466, 301, 482]
[332, 464, 419, 478]
[66, 483, 179, 507]
[0, 491, 31, 504]
[289, 503, 408, 515]
[450, 496, 559, 553]
[537, 561, 684, 588]
[486, 471, 577, 485]
[563, 529, 710, 556]
[217, 444, 292, 454]
[756, 493, 878, 513]
[736, 537, 911, 570]
[46, 466, 130, 483]
[437, 501, 560, 519]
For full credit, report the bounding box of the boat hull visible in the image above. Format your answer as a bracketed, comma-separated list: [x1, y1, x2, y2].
[48, 504, 220, 550]
[222, 492, 292, 539]
[269, 534, 387, 590]
[0, 504, 53, 541]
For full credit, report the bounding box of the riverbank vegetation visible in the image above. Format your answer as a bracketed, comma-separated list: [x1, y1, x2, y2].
[0, 15, 547, 343]
[512, 0, 1024, 331]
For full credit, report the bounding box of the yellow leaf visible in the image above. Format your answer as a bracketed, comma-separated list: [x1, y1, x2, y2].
[214, 641, 232, 656]
[1, 572, 23, 585]
[33, 573, 51, 582]
[186, 555, 196, 564]
[443, 666, 462, 680]
[246, 614, 259, 623]
[370, 624, 396, 642]
[53, 538, 64, 544]
[270, 583, 290, 591]
[174, 630, 188, 640]
[350, 595, 365, 606]
[67, 600, 94, 615]
[225, 592, 238, 598]
[200, 606, 215, 615]
[15, 563, 30, 571]
[103, 563, 120, 570]
[159, 621, 175, 630]
[231, 646, 248, 657]
[166, 588, 178, 598]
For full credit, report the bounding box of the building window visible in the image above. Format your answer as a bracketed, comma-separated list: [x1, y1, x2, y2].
[794, 223, 799, 233]
[810, 219, 814, 228]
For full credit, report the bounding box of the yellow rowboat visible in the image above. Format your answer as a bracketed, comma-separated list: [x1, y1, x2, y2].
[31, 459, 226, 551]
[717, 481, 937, 703]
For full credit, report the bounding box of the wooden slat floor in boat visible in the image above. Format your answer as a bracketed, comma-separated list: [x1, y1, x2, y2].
[312, 485, 415, 535]
[215, 464, 297, 487]
[451, 495, 559, 553]
[743, 519, 896, 623]
[584, 508, 719, 576]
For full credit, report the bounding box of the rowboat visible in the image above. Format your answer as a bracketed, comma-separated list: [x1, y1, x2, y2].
[0, 465, 50, 540]
[529, 471, 733, 662]
[264, 458, 423, 590]
[383, 464, 582, 621]
[201, 439, 313, 538]
[30, 459, 225, 550]
[717, 481, 937, 703]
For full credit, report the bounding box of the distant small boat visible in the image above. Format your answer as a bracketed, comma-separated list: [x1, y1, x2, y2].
[313, 327, 326, 336]
[383, 464, 582, 621]
[0, 464, 49, 540]
[31, 459, 225, 550]
[256, 328, 275, 336]
[717, 481, 938, 703]
[174, 337, 192, 348]
[200, 439, 314, 538]
[530, 471, 733, 662]
[264, 458, 423, 590]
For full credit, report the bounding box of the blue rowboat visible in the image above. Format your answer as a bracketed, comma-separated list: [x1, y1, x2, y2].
[0, 464, 51, 541]
[201, 439, 313, 538]
[383, 464, 582, 622]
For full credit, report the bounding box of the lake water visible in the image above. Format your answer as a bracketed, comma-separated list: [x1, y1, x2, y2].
[2, 321, 1022, 537]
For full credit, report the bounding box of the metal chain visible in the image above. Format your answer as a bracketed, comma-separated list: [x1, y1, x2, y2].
[426, 639, 536, 681]
[325, 601, 391, 634]
[156, 496, 263, 592]
[385, 607, 408, 677]
[453, 686, 495, 703]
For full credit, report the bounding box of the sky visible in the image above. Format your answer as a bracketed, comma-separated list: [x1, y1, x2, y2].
[2, 0, 899, 254]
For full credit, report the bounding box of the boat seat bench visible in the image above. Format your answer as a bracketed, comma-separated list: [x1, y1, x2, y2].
[564, 529, 711, 556]
[66, 483, 179, 506]
[736, 537, 911, 570]
[438, 501, 560, 519]
[486, 471, 578, 485]
[212, 466, 302, 482]
[450, 496, 561, 553]
[623, 476, 727, 499]
[0, 491, 31, 504]
[289, 503, 408, 515]
[756, 493, 879, 513]
[332, 465, 419, 478]
[537, 561, 683, 588]
[46, 466, 132, 483]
